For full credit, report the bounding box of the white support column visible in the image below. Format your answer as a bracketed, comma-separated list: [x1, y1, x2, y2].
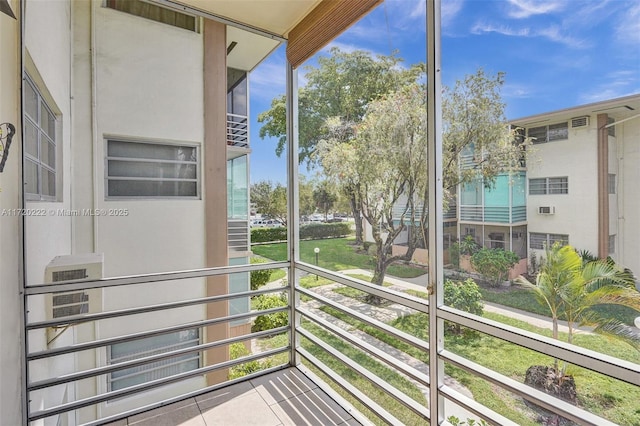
[427, 0, 444, 424]
[285, 61, 301, 366]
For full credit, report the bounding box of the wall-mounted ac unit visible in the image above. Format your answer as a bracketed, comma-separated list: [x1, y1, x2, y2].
[571, 116, 589, 128]
[45, 253, 104, 344]
[538, 206, 555, 215]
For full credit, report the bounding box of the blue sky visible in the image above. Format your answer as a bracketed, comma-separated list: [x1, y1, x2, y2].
[248, 0, 640, 184]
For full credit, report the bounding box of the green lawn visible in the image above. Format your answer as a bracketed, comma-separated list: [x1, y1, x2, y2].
[252, 238, 426, 278]
[480, 285, 639, 326]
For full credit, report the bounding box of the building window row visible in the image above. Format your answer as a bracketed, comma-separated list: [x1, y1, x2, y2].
[529, 232, 569, 250]
[529, 177, 568, 195]
[108, 329, 200, 391]
[608, 173, 616, 195]
[105, 0, 197, 32]
[527, 122, 568, 144]
[105, 139, 199, 199]
[24, 75, 57, 200]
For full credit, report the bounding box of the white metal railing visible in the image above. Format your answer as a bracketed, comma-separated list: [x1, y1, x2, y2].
[226, 113, 248, 147]
[22, 257, 638, 425]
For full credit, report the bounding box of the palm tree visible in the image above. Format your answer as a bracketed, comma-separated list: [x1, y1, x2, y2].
[519, 243, 640, 349]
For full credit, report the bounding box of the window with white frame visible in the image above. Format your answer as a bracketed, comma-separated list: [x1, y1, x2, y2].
[529, 177, 568, 195]
[24, 75, 57, 200]
[608, 235, 616, 254]
[105, 0, 197, 32]
[608, 173, 616, 194]
[528, 122, 568, 144]
[108, 329, 199, 391]
[529, 232, 569, 249]
[106, 139, 199, 198]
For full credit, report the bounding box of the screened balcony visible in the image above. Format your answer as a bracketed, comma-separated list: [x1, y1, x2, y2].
[16, 1, 639, 426]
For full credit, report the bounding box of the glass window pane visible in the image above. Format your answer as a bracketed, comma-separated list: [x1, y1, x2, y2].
[40, 139, 55, 168]
[108, 140, 196, 163]
[24, 80, 38, 120]
[548, 122, 568, 141]
[24, 120, 38, 158]
[548, 177, 568, 194]
[108, 160, 196, 179]
[529, 178, 546, 195]
[24, 159, 38, 195]
[529, 233, 546, 249]
[40, 104, 55, 139]
[41, 168, 55, 197]
[108, 180, 197, 197]
[528, 126, 547, 143]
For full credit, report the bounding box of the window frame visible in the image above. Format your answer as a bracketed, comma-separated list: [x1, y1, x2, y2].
[528, 176, 568, 195]
[528, 121, 568, 144]
[23, 74, 58, 201]
[529, 232, 569, 250]
[107, 329, 200, 393]
[608, 173, 616, 194]
[104, 137, 201, 200]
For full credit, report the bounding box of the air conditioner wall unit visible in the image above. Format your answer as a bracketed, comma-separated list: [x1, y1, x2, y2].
[44, 254, 104, 343]
[538, 206, 555, 215]
[571, 116, 590, 128]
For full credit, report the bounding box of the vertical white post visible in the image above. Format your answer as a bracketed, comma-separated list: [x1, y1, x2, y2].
[427, 0, 444, 424]
[285, 61, 301, 366]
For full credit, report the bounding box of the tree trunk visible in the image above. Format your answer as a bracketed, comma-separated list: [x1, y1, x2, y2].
[366, 242, 388, 306]
[348, 192, 364, 245]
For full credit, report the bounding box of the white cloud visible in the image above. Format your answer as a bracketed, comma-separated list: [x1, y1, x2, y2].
[505, 0, 565, 19]
[579, 70, 640, 103]
[249, 60, 286, 99]
[441, 0, 464, 27]
[470, 21, 588, 48]
[502, 83, 533, 99]
[614, 1, 640, 47]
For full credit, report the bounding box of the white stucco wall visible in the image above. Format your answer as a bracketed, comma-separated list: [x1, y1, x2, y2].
[526, 120, 599, 255]
[0, 2, 23, 425]
[617, 118, 640, 275]
[91, 4, 208, 418]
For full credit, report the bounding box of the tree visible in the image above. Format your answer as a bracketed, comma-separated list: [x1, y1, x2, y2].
[318, 84, 428, 304]
[250, 180, 287, 225]
[258, 47, 424, 244]
[442, 68, 527, 194]
[298, 175, 316, 217]
[519, 243, 640, 348]
[312, 180, 337, 222]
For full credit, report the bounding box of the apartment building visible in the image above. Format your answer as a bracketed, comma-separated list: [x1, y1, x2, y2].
[456, 94, 640, 277]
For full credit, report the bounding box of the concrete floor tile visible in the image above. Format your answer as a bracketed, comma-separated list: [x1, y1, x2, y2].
[269, 389, 353, 426]
[200, 390, 281, 426]
[195, 380, 255, 412]
[128, 398, 205, 426]
[250, 369, 318, 406]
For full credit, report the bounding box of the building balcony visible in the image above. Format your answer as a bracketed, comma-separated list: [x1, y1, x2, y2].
[459, 205, 526, 223]
[25, 259, 636, 426]
[226, 113, 249, 148]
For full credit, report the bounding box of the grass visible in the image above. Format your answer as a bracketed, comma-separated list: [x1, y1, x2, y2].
[480, 285, 639, 326]
[314, 297, 640, 425]
[252, 237, 426, 278]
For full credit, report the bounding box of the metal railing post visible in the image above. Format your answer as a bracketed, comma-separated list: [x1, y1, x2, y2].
[285, 60, 301, 366]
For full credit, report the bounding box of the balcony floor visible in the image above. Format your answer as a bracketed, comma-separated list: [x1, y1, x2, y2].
[106, 368, 362, 426]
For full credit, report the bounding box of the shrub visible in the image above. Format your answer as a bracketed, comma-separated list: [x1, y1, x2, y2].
[229, 342, 272, 379]
[252, 294, 288, 332]
[470, 248, 519, 287]
[444, 279, 484, 335]
[251, 222, 351, 243]
[250, 257, 271, 290]
[251, 227, 287, 243]
[300, 222, 351, 239]
[449, 242, 460, 268]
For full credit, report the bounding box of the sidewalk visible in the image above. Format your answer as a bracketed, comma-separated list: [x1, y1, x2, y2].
[337, 268, 594, 335]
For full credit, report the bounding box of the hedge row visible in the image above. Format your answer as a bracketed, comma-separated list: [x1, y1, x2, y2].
[251, 222, 352, 243]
